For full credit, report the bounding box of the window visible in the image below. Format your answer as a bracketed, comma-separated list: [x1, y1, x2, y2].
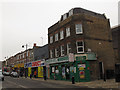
[67, 43, 71, 55]
[66, 27, 70, 37]
[50, 36, 53, 43]
[60, 30, 64, 40]
[55, 33, 58, 41]
[63, 13, 67, 20]
[76, 41, 84, 53]
[27, 51, 29, 56]
[55, 48, 59, 57]
[23, 53, 24, 58]
[69, 9, 73, 16]
[50, 50, 53, 58]
[75, 24, 83, 34]
[61, 45, 64, 56]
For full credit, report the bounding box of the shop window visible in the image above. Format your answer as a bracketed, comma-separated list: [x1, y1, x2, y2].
[62, 66, 66, 78]
[66, 27, 70, 37]
[55, 33, 58, 41]
[75, 24, 83, 34]
[76, 41, 84, 53]
[50, 36, 53, 43]
[60, 30, 64, 40]
[67, 43, 71, 55]
[61, 45, 64, 56]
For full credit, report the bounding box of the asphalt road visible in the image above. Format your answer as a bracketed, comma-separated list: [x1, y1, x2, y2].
[1, 76, 119, 90]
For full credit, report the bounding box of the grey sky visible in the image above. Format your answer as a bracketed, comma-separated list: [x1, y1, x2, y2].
[0, 0, 119, 61]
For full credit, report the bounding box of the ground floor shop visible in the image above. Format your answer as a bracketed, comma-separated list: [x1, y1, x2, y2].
[24, 60, 45, 78]
[46, 53, 97, 82]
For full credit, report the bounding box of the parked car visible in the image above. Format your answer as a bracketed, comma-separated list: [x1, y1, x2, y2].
[3, 71, 10, 76]
[0, 70, 4, 81]
[10, 72, 19, 78]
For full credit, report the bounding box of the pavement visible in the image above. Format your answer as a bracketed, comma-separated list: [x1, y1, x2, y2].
[26, 77, 120, 89]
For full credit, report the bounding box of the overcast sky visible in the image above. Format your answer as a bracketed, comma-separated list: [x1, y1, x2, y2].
[0, 0, 119, 61]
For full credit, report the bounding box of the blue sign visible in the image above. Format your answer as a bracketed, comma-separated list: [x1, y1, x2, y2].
[24, 62, 32, 68]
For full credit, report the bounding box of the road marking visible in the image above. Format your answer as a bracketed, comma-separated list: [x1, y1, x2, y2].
[6, 80, 27, 88]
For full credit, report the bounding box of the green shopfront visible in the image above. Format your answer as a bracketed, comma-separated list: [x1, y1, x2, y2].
[46, 53, 97, 82]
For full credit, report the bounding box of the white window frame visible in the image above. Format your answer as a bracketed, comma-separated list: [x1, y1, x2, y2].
[63, 13, 67, 20]
[66, 27, 70, 37]
[76, 41, 84, 53]
[60, 30, 64, 40]
[23, 53, 24, 58]
[69, 9, 73, 17]
[61, 45, 64, 56]
[50, 36, 53, 43]
[55, 48, 59, 57]
[67, 43, 71, 55]
[50, 50, 53, 58]
[55, 33, 58, 41]
[75, 24, 83, 34]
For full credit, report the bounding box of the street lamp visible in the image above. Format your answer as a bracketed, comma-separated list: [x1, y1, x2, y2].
[22, 44, 28, 78]
[22, 44, 28, 63]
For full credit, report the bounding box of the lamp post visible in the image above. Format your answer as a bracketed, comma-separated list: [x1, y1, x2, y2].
[22, 44, 28, 78]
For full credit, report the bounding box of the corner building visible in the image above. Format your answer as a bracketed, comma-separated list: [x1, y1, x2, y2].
[47, 8, 115, 81]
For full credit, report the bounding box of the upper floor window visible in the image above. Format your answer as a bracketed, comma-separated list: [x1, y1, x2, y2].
[60, 30, 64, 40]
[27, 51, 29, 57]
[50, 50, 53, 58]
[61, 45, 64, 56]
[63, 13, 67, 20]
[69, 9, 73, 16]
[50, 36, 53, 43]
[55, 33, 58, 41]
[66, 27, 70, 37]
[67, 43, 71, 55]
[23, 53, 24, 58]
[55, 48, 59, 57]
[76, 41, 84, 53]
[75, 24, 83, 34]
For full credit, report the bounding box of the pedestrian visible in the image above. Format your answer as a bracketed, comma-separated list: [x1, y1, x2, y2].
[34, 71, 37, 78]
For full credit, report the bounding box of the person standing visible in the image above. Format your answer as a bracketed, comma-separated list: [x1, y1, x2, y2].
[34, 70, 37, 78]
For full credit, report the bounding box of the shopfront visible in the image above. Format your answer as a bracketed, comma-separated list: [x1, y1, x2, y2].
[24, 60, 45, 78]
[46, 53, 97, 82]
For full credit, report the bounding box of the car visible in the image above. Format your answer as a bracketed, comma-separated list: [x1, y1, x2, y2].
[3, 71, 10, 76]
[0, 70, 4, 81]
[10, 72, 19, 78]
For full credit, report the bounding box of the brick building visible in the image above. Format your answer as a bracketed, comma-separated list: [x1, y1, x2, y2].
[112, 25, 120, 64]
[47, 8, 115, 81]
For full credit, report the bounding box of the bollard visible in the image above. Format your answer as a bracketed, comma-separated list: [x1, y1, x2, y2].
[44, 76, 46, 80]
[72, 76, 75, 84]
[103, 73, 106, 82]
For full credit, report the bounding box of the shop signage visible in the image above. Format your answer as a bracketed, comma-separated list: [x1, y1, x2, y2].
[24, 62, 32, 68]
[58, 56, 68, 62]
[32, 61, 41, 67]
[68, 53, 74, 62]
[46, 58, 58, 65]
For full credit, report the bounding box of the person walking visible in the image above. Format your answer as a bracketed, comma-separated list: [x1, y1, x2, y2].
[34, 70, 37, 78]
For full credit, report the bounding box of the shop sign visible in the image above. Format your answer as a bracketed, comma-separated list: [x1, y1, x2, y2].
[32, 61, 41, 67]
[58, 56, 68, 62]
[24, 62, 32, 68]
[46, 58, 58, 65]
[68, 53, 74, 62]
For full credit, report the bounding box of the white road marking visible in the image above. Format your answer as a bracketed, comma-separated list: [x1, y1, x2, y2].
[6, 80, 27, 88]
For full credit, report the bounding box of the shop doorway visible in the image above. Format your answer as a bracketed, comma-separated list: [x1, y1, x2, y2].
[66, 66, 70, 80]
[32, 67, 38, 77]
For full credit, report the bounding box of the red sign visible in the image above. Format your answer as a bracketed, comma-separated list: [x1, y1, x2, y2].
[32, 61, 41, 67]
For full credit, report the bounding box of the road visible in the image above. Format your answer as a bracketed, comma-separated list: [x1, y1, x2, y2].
[1, 76, 119, 90]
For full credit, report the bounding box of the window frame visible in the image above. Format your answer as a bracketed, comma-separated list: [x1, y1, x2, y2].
[75, 24, 83, 34]
[76, 41, 84, 53]
[67, 43, 71, 55]
[55, 33, 58, 42]
[66, 27, 70, 37]
[55, 48, 59, 57]
[61, 45, 64, 56]
[50, 36, 53, 43]
[50, 50, 53, 58]
[60, 30, 64, 40]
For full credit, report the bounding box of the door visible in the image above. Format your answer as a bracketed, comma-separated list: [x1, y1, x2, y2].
[66, 66, 70, 80]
